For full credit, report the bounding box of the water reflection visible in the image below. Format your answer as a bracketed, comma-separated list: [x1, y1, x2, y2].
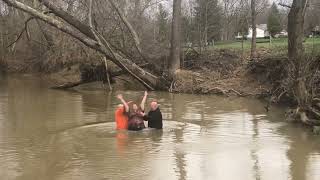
[116, 130, 129, 156]
[281, 124, 320, 180]
[251, 116, 262, 180]
[0, 75, 319, 180]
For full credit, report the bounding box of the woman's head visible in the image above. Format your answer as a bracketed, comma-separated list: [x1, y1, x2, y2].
[132, 103, 139, 112]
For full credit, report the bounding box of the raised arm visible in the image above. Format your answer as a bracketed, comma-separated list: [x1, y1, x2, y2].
[117, 94, 129, 112]
[140, 91, 148, 111]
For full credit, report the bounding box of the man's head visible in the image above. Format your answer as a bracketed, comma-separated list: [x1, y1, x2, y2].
[150, 101, 158, 111]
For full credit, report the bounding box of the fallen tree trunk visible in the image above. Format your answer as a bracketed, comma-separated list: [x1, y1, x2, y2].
[3, 0, 169, 90]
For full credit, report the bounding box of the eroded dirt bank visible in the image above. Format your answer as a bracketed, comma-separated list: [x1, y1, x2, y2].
[4, 48, 319, 103]
[43, 49, 272, 97]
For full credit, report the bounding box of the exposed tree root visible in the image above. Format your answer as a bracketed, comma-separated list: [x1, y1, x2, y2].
[286, 107, 320, 126]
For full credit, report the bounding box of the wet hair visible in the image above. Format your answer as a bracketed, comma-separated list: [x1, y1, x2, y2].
[129, 102, 141, 112]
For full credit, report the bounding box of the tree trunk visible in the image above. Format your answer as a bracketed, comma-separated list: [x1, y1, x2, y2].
[242, 33, 245, 57]
[198, 23, 202, 54]
[204, 1, 208, 49]
[169, 0, 182, 77]
[3, 0, 168, 90]
[250, 0, 257, 59]
[287, 0, 320, 125]
[288, 0, 308, 108]
[133, 0, 141, 29]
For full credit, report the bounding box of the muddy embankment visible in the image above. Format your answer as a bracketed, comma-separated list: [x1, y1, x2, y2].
[43, 49, 276, 96]
[0, 48, 296, 98]
[171, 49, 286, 98]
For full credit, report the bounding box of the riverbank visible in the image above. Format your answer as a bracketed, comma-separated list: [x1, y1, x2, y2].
[0, 48, 303, 99]
[42, 48, 274, 98]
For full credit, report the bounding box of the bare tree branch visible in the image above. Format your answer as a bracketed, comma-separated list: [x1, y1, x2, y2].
[39, 0, 96, 40]
[109, 0, 144, 59]
[2, 0, 165, 90]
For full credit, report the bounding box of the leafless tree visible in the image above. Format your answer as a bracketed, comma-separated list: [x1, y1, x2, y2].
[251, 0, 257, 59]
[286, 0, 320, 125]
[169, 0, 182, 77]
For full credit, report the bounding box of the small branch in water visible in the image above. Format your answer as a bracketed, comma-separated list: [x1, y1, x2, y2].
[169, 80, 175, 93]
[102, 56, 112, 91]
[229, 88, 242, 96]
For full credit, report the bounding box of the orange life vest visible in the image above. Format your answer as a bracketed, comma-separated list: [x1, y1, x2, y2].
[115, 106, 128, 130]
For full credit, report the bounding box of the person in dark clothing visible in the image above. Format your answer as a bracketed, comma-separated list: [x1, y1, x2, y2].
[143, 101, 163, 129]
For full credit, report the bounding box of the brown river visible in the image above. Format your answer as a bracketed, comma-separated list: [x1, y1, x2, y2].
[0, 75, 319, 180]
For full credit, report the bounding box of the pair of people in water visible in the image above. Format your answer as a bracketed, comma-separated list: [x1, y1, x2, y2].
[115, 91, 163, 131]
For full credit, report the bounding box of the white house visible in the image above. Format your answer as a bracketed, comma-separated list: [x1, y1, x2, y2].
[247, 24, 269, 39]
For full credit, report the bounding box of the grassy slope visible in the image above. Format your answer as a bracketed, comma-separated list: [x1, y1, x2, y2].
[213, 37, 320, 55]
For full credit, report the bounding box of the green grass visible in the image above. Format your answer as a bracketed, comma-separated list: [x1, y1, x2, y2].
[211, 37, 320, 55]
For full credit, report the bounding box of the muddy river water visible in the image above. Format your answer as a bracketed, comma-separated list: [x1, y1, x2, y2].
[0, 75, 319, 180]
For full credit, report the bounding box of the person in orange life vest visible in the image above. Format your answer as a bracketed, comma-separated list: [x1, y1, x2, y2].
[115, 101, 132, 130]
